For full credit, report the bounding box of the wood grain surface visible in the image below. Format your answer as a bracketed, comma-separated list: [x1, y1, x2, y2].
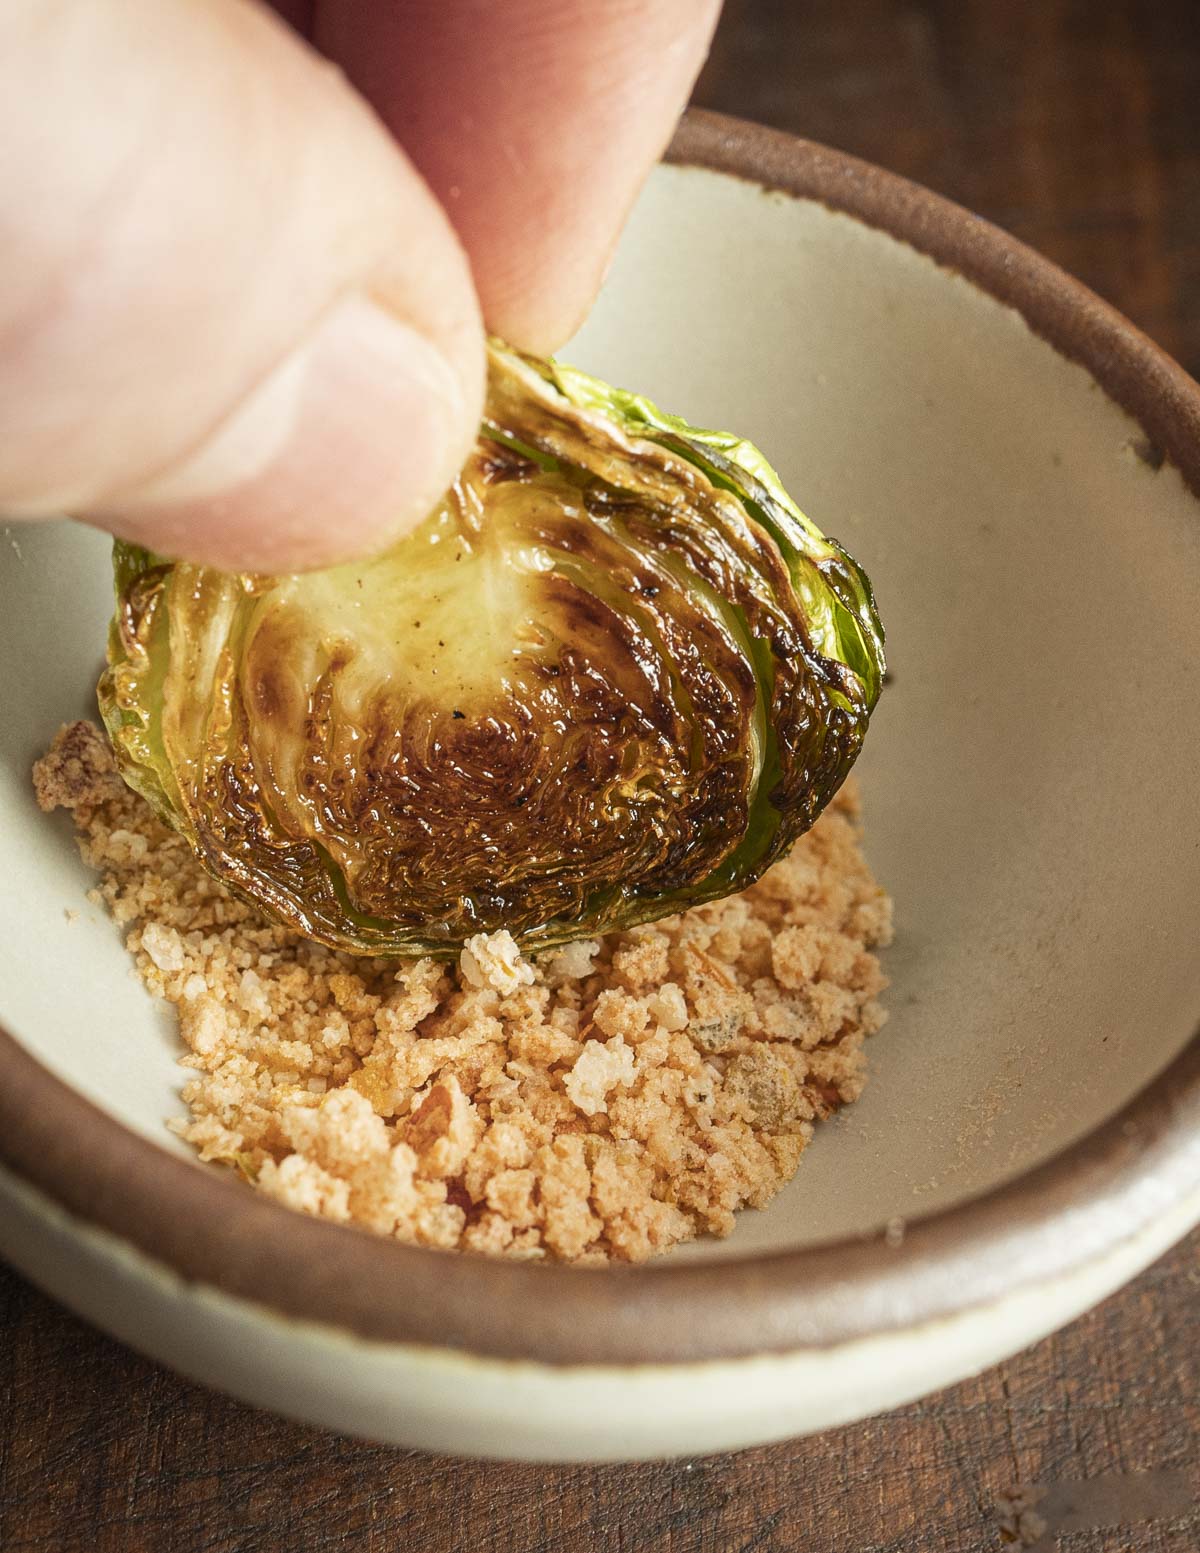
[1, 1234, 1197, 1553]
[3, 2, 1199, 1549]
[698, 0, 1200, 382]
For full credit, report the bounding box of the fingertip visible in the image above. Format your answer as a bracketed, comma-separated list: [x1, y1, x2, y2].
[90, 293, 484, 573]
[318, 0, 722, 352]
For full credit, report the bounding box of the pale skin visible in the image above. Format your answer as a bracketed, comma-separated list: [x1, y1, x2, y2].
[0, 0, 721, 573]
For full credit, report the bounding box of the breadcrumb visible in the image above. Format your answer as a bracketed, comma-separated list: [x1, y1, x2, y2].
[35, 721, 893, 1264]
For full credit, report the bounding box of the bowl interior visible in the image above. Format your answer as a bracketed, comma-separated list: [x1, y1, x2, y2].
[2, 161, 1199, 1262]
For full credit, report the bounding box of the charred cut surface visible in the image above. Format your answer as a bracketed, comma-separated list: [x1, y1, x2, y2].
[98, 342, 884, 955]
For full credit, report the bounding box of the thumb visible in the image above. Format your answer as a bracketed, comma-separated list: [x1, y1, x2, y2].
[0, 0, 484, 573]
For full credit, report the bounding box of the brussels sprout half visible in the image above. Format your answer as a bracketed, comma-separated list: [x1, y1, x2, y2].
[99, 342, 884, 956]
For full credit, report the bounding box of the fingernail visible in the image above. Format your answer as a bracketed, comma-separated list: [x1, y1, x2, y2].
[102, 294, 474, 572]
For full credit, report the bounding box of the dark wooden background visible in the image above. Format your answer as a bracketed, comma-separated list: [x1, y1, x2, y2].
[3, 2, 1198, 1548]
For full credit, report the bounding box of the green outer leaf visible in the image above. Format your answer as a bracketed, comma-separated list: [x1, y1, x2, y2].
[540, 352, 884, 710]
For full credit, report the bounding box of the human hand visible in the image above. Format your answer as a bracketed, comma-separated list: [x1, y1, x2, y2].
[0, 0, 719, 571]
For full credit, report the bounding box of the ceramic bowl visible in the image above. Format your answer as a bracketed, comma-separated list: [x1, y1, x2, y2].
[2, 112, 1198, 1463]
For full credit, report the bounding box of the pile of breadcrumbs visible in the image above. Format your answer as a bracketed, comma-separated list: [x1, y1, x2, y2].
[35, 721, 891, 1265]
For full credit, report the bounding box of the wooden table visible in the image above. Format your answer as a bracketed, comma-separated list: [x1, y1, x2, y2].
[3, 3, 1198, 1548]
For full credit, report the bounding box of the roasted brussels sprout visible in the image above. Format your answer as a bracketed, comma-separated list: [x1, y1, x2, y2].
[99, 342, 884, 955]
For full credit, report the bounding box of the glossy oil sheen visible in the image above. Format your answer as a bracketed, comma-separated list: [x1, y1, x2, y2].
[99, 345, 880, 954]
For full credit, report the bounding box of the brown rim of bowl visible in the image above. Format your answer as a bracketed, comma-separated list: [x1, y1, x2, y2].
[2, 111, 1199, 1370]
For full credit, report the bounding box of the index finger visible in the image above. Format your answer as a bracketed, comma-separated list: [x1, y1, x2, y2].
[314, 0, 722, 355]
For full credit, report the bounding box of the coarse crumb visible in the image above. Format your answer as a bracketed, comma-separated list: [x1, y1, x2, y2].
[35, 721, 893, 1264]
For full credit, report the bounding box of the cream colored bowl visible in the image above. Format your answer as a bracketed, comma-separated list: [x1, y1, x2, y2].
[1, 113, 1198, 1461]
